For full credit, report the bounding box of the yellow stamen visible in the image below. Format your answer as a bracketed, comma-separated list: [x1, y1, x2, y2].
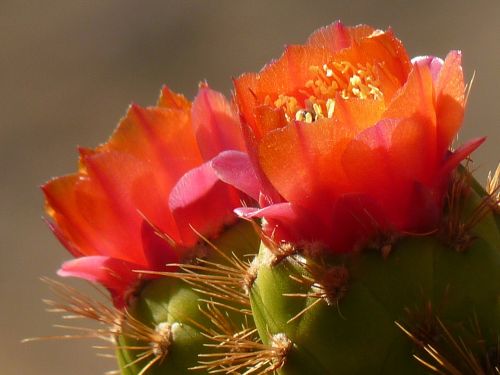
[271, 60, 383, 123]
[326, 98, 335, 118]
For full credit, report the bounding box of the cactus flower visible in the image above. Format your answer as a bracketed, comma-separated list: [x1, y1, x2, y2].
[37, 21, 499, 375]
[216, 21, 485, 252]
[43, 85, 246, 307]
[207, 22, 499, 375]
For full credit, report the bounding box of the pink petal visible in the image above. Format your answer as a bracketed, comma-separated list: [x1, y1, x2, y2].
[58, 256, 140, 308]
[212, 151, 262, 201]
[234, 206, 260, 218]
[411, 55, 444, 82]
[236, 203, 329, 247]
[440, 137, 486, 176]
[235, 203, 298, 220]
[169, 161, 240, 245]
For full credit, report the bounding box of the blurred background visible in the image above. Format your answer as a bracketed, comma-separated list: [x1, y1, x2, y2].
[1, 1, 499, 374]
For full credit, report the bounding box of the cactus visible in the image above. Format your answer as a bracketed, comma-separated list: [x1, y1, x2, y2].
[37, 21, 499, 375]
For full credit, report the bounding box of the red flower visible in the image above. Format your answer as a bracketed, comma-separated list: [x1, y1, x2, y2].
[43, 86, 246, 307]
[214, 22, 484, 252]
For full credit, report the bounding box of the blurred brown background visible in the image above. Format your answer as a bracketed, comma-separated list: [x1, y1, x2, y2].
[1, 1, 498, 374]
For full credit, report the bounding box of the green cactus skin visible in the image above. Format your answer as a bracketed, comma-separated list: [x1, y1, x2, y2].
[116, 220, 260, 374]
[117, 278, 209, 374]
[249, 177, 499, 375]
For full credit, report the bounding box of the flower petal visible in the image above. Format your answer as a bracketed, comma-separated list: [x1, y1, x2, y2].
[192, 86, 245, 160]
[236, 203, 328, 246]
[169, 161, 240, 245]
[140, 219, 180, 269]
[342, 117, 437, 229]
[81, 151, 177, 262]
[212, 150, 262, 201]
[435, 50, 466, 156]
[411, 55, 444, 82]
[234, 45, 332, 138]
[440, 137, 486, 176]
[384, 61, 435, 124]
[333, 29, 412, 88]
[306, 21, 374, 51]
[58, 256, 140, 308]
[103, 104, 203, 186]
[45, 85, 250, 301]
[258, 119, 355, 209]
[230, 24, 478, 252]
[43, 175, 104, 258]
[157, 86, 191, 111]
[333, 96, 385, 132]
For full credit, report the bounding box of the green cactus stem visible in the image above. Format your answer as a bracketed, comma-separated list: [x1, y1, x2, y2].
[117, 278, 209, 374]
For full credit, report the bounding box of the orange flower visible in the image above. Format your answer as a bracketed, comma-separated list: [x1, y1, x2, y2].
[43, 86, 246, 306]
[216, 22, 484, 252]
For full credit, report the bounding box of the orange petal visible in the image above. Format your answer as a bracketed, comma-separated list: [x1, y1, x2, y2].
[260, 45, 332, 99]
[82, 150, 181, 256]
[258, 119, 355, 208]
[333, 29, 412, 88]
[342, 117, 437, 228]
[254, 105, 288, 135]
[234, 45, 332, 136]
[233, 72, 261, 137]
[435, 51, 465, 156]
[383, 61, 435, 122]
[157, 86, 191, 111]
[333, 96, 385, 132]
[192, 87, 245, 160]
[342, 136, 409, 228]
[103, 104, 203, 189]
[44, 167, 147, 265]
[43, 174, 104, 258]
[383, 62, 437, 168]
[307, 21, 374, 51]
[46, 101, 206, 263]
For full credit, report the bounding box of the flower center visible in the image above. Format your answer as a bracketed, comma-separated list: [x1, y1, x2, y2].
[271, 61, 383, 123]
